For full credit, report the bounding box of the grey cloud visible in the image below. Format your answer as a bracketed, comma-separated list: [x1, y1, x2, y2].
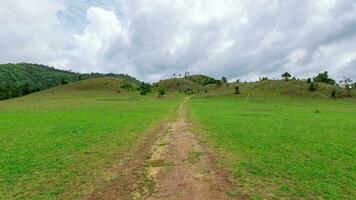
[0, 0, 356, 82]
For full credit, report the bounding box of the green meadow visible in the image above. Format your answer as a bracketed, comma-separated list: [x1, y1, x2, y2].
[189, 96, 356, 199]
[0, 79, 181, 199]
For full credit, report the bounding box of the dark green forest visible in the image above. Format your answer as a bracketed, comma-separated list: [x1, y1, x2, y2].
[0, 63, 140, 100]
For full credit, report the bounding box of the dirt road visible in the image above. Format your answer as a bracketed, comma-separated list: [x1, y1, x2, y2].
[87, 98, 234, 199]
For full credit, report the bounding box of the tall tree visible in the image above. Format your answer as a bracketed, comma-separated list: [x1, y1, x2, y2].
[222, 76, 227, 83]
[313, 71, 336, 85]
[281, 72, 292, 81]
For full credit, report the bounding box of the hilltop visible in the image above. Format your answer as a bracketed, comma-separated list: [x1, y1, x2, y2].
[0, 63, 140, 100]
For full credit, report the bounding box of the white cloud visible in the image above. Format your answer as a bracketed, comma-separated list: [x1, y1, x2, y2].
[0, 0, 65, 63]
[1, 0, 356, 82]
[67, 7, 129, 72]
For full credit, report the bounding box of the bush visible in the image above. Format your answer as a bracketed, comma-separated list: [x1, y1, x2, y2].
[331, 90, 336, 98]
[309, 82, 317, 91]
[184, 88, 193, 95]
[158, 88, 165, 98]
[138, 82, 151, 95]
[120, 82, 135, 91]
[235, 86, 240, 94]
[61, 79, 70, 85]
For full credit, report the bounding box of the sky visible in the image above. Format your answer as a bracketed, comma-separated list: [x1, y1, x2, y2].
[1, 0, 356, 82]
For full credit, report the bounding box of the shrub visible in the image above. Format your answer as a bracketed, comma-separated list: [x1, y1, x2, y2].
[61, 78, 70, 85]
[138, 82, 151, 95]
[158, 88, 165, 98]
[309, 82, 316, 91]
[120, 82, 135, 91]
[331, 90, 336, 98]
[235, 86, 240, 94]
[184, 88, 193, 95]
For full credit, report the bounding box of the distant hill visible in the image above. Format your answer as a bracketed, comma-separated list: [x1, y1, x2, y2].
[153, 75, 220, 94]
[0, 63, 140, 100]
[154, 78, 203, 93]
[186, 75, 220, 86]
[38, 77, 135, 97]
[204, 79, 355, 99]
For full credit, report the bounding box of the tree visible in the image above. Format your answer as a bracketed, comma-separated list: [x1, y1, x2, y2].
[235, 86, 240, 94]
[306, 78, 312, 83]
[339, 77, 353, 90]
[259, 77, 268, 81]
[281, 72, 292, 81]
[313, 71, 336, 85]
[158, 87, 165, 98]
[222, 76, 227, 83]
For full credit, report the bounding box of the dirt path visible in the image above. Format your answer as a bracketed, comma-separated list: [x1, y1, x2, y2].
[145, 97, 232, 200]
[87, 98, 235, 200]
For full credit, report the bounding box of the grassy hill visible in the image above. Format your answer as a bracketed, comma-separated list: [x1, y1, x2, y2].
[40, 77, 135, 96]
[154, 78, 203, 93]
[153, 75, 220, 94]
[0, 63, 140, 100]
[186, 75, 220, 86]
[203, 79, 355, 99]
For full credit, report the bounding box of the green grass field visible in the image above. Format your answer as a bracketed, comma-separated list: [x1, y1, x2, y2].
[189, 96, 356, 199]
[0, 80, 181, 199]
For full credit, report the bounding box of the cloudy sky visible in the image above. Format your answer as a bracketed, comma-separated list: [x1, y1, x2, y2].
[1, 0, 356, 82]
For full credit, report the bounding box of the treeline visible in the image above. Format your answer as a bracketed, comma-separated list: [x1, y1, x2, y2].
[0, 63, 140, 100]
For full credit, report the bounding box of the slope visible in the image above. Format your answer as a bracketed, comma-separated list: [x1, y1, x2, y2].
[0, 63, 140, 100]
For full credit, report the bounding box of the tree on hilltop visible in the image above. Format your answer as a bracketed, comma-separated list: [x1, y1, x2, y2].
[222, 76, 227, 83]
[313, 71, 336, 85]
[281, 72, 292, 81]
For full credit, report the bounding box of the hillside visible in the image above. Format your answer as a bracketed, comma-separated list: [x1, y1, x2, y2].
[186, 75, 220, 86]
[203, 79, 355, 99]
[154, 78, 203, 93]
[38, 77, 136, 97]
[0, 63, 140, 100]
